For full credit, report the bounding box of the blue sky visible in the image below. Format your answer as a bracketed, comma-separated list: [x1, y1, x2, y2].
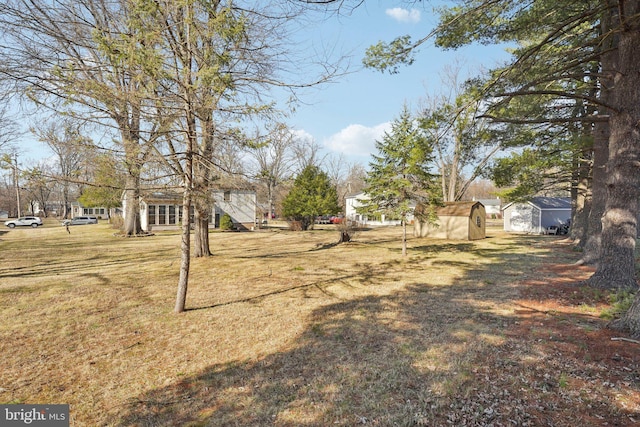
[14, 2, 511, 168]
[288, 2, 512, 167]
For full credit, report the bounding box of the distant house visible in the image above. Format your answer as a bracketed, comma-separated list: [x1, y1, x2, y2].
[474, 197, 502, 218]
[125, 188, 257, 231]
[29, 200, 114, 219]
[212, 189, 257, 230]
[70, 202, 113, 220]
[414, 201, 486, 240]
[31, 200, 63, 217]
[502, 197, 571, 234]
[0, 210, 8, 220]
[344, 192, 415, 226]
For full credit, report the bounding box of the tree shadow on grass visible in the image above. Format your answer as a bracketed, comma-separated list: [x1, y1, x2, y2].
[112, 237, 639, 426]
[0, 247, 177, 280]
[115, 287, 495, 426]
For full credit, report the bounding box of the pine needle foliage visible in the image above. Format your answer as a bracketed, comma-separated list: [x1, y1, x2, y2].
[282, 165, 340, 231]
[359, 106, 440, 255]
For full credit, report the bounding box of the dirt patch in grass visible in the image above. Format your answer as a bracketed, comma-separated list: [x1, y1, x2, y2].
[1, 224, 639, 426]
[457, 241, 640, 427]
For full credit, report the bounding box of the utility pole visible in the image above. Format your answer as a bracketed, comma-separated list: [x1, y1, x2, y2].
[13, 153, 21, 217]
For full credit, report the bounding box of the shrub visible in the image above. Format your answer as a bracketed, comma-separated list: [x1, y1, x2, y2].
[220, 214, 234, 231]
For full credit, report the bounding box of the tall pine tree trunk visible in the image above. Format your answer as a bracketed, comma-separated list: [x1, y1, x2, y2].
[571, 154, 590, 244]
[579, 5, 616, 264]
[586, 4, 640, 291]
[579, 120, 608, 263]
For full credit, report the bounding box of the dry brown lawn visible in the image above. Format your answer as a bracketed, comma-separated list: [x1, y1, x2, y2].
[0, 219, 638, 426]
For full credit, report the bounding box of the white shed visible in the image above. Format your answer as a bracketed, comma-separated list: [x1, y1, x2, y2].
[502, 197, 571, 234]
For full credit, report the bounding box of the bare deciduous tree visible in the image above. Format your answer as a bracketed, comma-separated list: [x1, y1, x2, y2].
[0, 0, 166, 235]
[32, 119, 89, 219]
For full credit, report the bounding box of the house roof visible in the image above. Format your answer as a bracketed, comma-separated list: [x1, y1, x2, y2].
[475, 198, 501, 207]
[139, 188, 256, 203]
[143, 191, 183, 202]
[345, 191, 367, 199]
[436, 201, 484, 217]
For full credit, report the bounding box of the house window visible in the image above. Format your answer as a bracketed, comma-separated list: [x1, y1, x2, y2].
[148, 205, 156, 225]
[476, 216, 481, 227]
[158, 205, 166, 225]
[223, 191, 231, 202]
[169, 205, 176, 224]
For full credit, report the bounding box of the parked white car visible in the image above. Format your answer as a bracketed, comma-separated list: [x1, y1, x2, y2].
[4, 216, 43, 228]
[62, 216, 98, 226]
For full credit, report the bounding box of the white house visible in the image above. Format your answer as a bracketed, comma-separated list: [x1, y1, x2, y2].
[212, 189, 257, 230]
[345, 192, 414, 226]
[502, 197, 571, 234]
[473, 197, 502, 218]
[124, 188, 257, 231]
[70, 201, 113, 220]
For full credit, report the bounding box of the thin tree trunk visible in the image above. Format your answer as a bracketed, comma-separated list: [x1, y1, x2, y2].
[175, 3, 195, 313]
[402, 217, 407, 256]
[448, 164, 457, 202]
[440, 160, 448, 202]
[175, 188, 192, 313]
[63, 186, 70, 220]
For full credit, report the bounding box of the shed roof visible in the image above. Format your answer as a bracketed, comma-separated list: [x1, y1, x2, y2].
[530, 197, 571, 209]
[502, 196, 571, 211]
[436, 201, 484, 217]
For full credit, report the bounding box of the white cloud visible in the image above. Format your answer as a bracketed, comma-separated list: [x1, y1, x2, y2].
[385, 8, 421, 24]
[291, 128, 314, 143]
[323, 123, 390, 159]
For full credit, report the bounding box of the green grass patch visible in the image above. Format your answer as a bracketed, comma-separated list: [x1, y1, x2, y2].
[600, 290, 637, 320]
